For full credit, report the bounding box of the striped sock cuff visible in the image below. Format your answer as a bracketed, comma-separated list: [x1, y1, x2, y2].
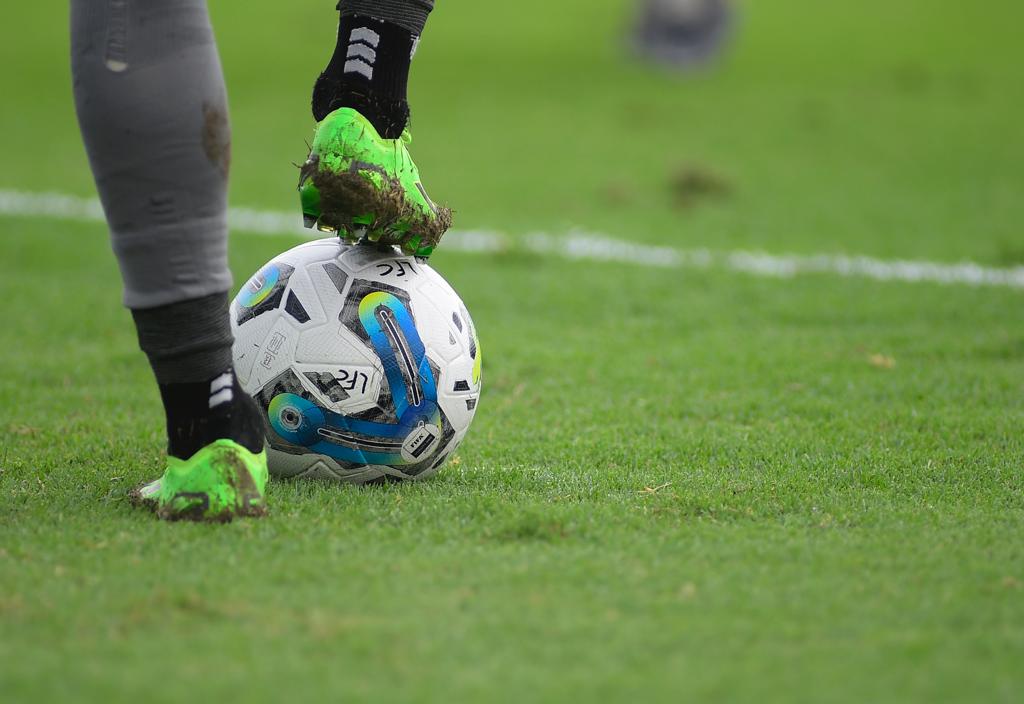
[337, 0, 433, 36]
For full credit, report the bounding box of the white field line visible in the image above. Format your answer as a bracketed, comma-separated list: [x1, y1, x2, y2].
[2, 188, 1023, 290]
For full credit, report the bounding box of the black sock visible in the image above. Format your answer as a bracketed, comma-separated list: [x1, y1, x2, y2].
[312, 13, 420, 137]
[156, 370, 265, 460]
[132, 293, 264, 459]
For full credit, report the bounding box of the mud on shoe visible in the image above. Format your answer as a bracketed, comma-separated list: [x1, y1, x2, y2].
[130, 440, 268, 523]
[298, 107, 451, 258]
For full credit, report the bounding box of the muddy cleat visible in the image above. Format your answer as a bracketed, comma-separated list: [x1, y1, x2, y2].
[129, 440, 268, 522]
[129, 477, 163, 511]
[298, 107, 451, 258]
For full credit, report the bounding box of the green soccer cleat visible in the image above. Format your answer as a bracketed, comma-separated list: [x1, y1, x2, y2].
[129, 439, 268, 523]
[298, 107, 452, 258]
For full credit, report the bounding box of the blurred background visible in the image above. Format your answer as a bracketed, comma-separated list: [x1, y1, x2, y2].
[1, 0, 1022, 265]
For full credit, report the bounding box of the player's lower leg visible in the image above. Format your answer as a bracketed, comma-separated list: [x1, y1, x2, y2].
[300, 0, 451, 257]
[125, 297, 268, 522]
[70, 0, 267, 521]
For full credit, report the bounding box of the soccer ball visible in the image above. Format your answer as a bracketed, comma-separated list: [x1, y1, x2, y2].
[230, 238, 481, 483]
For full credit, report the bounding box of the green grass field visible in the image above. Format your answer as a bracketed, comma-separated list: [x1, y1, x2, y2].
[1, 1, 1023, 701]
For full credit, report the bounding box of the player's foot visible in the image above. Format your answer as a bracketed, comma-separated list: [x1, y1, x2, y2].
[298, 107, 451, 258]
[129, 439, 268, 522]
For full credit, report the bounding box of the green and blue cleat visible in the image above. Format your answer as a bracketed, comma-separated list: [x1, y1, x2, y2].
[298, 107, 452, 258]
[130, 439, 268, 522]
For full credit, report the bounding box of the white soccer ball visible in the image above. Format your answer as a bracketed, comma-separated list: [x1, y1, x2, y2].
[230, 238, 481, 483]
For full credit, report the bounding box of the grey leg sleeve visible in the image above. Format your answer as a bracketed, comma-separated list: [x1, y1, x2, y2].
[71, 0, 232, 309]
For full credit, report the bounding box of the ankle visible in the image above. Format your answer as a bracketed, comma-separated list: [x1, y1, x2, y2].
[313, 14, 417, 138]
[160, 370, 265, 459]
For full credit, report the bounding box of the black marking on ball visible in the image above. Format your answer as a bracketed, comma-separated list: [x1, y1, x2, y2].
[285, 291, 311, 323]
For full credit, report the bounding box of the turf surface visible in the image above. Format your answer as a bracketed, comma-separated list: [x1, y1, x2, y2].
[1, 1, 1023, 702]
